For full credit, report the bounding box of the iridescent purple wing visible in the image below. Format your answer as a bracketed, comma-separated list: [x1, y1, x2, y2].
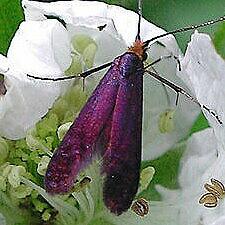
[45, 58, 121, 193]
[102, 53, 143, 215]
[45, 52, 144, 216]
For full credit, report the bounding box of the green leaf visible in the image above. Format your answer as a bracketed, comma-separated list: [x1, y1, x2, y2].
[190, 113, 209, 134]
[213, 22, 225, 58]
[141, 143, 185, 200]
[0, 0, 24, 54]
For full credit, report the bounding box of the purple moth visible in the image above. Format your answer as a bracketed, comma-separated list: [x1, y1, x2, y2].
[45, 38, 145, 215]
[28, 0, 225, 216]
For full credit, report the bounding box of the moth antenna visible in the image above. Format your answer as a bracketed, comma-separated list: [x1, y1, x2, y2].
[175, 93, 179, 106]
[144, 15, 225, 47]
[145, 69, 223, 124]
[27, 61, 112, 81]
[135, 0, 142, 41]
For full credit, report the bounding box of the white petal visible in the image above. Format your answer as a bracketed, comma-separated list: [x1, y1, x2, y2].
[179, 128, 218, 188]
[0, 19, 72, 139]
[66, 20, 126, 65]
[211, 216, 225, 225]
[143, 47, 199, 159]
[22, 0, 178, 48]
[0, 69, 61, 139]
[180, 31, 225, 149]
[156, 128, 225, 225]
[108, 200, 179, 225]
[7, 19, 71, 75]
[0, 55, 9, 73]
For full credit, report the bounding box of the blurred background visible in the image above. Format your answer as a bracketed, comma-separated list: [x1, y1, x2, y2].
[105, 0, 225, 51]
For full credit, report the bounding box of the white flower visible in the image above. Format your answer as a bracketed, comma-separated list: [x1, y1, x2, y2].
[180, 31, 225, 149]
[150, 32, 225, 225]
[18, 0, 199, 159]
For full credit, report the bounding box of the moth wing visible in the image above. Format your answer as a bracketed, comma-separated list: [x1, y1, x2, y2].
[102, 54, 143, 215]
[45, 61, 120, 194]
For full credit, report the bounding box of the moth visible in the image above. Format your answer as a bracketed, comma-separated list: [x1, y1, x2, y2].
[28, 0, 225, 215]
[199, 178, 225, 208]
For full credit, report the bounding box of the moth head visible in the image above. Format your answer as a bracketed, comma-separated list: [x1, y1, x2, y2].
[128, 40, 147, 61]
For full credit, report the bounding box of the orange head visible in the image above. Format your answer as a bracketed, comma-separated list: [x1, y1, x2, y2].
[128, 40, 146, 61]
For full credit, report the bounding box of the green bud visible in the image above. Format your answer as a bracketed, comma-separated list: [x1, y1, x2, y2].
[72, 34, 96, 54]
[26, 132, 42, 151]
[65, 54, 82, 76]
[11, 184, 32, 199]
[140, 166, 155, 191]
[32, 198, 48, 212]
[83, 43, 97, 69]
[64, 85, 87, 110]
[31, 190, 39, 199]
[37, 156, 50, 176]
[42, 209, 51, 221]
[158, 109, 175, 133]
[57, 122, 73, 141]
[2, 164, 12, 178]
[29, 151, 41, 164]
[26, 130, 52, 156]
[8, 165, 26, 188]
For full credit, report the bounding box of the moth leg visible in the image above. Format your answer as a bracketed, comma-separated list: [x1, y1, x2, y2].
[150, 66, 171, 108]
[151, 66, 180, 108]
[146, 41, 181, 71]
[27, 61, 112, 81]
[144, 42, 181, 107]
[145, 69, 222, 124]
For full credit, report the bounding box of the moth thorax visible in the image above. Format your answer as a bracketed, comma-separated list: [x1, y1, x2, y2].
[128, 40, 145, 60]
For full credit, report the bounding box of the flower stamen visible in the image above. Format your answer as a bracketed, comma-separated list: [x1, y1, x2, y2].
[199, 178, 225, 208]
